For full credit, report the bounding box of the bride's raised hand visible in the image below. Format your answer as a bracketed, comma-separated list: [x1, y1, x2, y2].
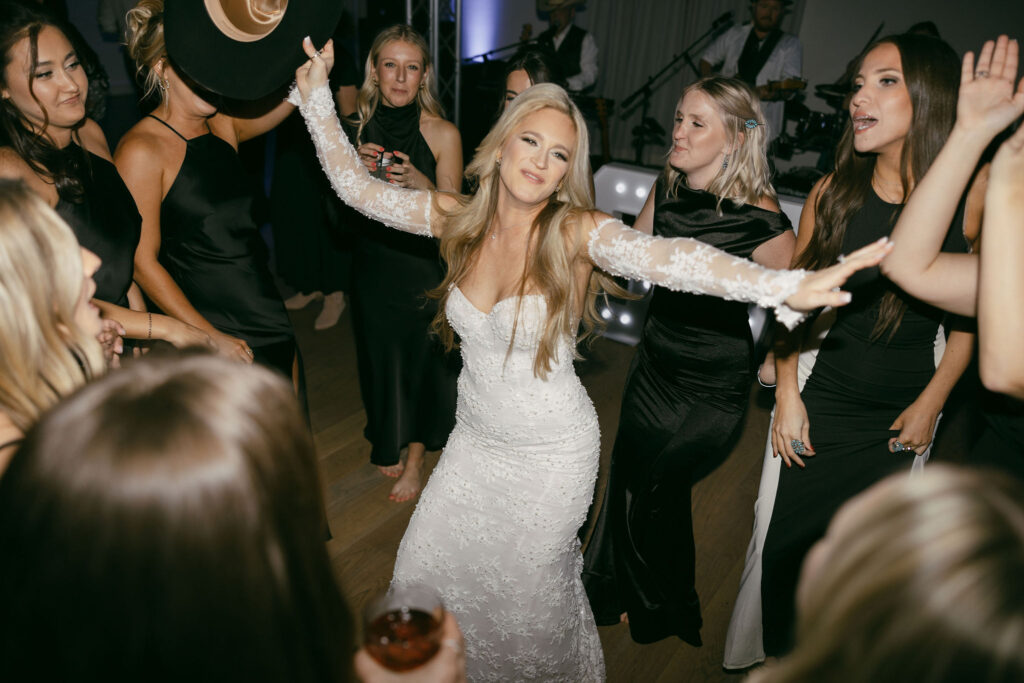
[295, 36, 335, 101]
[957, 36, 1024, 137]
[783, 237, 894, 312]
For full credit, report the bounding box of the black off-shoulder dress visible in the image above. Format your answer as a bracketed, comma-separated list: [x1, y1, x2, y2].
[583, 178, 791, 645]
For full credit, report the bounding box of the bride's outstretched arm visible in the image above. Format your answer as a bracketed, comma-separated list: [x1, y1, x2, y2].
[585, 214, 892, 330]
[290, 38, 440, 238]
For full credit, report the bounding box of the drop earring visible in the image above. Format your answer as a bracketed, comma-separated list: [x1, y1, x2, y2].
[721, 153, 729, 170]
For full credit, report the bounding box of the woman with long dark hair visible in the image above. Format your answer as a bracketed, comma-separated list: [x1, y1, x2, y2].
[759, 33, 977, 656]
[0, 0, 210, 350]
[345, 25, 463, 502]
[582, 77, 795, 646]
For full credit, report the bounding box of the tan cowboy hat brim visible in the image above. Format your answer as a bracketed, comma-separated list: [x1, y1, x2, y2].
[165, 0, 343, 100]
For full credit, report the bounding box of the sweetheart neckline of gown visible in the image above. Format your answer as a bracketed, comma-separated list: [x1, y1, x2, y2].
[453, 285, 546, 316]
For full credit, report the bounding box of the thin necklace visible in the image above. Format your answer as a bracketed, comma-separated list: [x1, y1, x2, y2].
[872, 174, 904, 204]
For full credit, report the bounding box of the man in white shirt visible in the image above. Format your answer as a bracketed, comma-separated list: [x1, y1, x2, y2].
[537, 0, 599, 93]
[699, 0, 802, 143]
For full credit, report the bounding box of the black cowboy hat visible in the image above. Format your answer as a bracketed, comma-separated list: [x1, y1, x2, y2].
[164, 0, 343, 100]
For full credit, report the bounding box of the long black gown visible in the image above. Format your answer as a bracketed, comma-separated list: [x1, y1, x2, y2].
[55, 145, 141, 308]
[344, 103, 459, 467]
[582, 178, 791, 645]
[147, 116, 295, 378]
[760, 189, 968, 655]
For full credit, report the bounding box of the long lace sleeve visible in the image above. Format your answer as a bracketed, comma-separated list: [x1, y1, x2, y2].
[588, 217, 808, 329]
[288, 84, 434, 237]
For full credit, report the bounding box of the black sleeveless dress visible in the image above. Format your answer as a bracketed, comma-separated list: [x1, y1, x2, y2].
[54, 145, 141, 308]
[148, 116, 295, 377]
[582, 178, 791, 645]
[760, 189, 969, 655]
[345, 103, 459, 467]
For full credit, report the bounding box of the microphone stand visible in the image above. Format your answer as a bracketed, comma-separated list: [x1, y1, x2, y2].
[621, 18, 731, 163]
[463, 37, 535, 64]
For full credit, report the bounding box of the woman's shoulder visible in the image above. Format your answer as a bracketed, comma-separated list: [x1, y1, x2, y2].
[420, 115, 459, 147]
[0, 145, 35, 179]
[0, 147, 56, 202]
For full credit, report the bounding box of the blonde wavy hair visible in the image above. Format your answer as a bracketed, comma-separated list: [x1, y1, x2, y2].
[124, 0, 167, 103]
[0, 179, 105, 432]
[664, 77, 775, 211]
[351, 25, 444, 145]
[759, 465, 1024, 683]
[430, 83, 623, 379]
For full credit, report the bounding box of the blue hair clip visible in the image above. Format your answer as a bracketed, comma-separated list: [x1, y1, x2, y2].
[744, 119, 760, 129]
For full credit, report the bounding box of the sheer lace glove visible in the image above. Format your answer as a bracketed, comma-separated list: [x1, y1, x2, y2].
[587, 217, 807, 329]
[287, 82, 434, 237]
[587, 218, 892, 330]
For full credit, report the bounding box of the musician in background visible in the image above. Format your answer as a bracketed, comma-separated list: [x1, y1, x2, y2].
[700, 0, 802, 143]
[537, 0, 598, 93]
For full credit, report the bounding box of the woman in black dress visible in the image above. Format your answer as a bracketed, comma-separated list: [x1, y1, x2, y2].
[582, 77, 796, 644]
[347, 25, 462, 502]
[115, 0, 298, 379]
[761, 34, 977, 655]
[0, 1, 210, 350]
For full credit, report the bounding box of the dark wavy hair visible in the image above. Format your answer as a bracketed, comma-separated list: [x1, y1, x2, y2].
[794, 34, 960, 340]
[0, 352, 352, 682]
[0, 0, 90, 201]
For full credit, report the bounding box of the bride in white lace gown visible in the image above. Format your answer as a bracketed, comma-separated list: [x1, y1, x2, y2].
[292, 39, 890, 682]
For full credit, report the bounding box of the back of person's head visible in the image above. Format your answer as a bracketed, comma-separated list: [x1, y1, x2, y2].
[505, 48, 564, 89]
[124, 0, 167, 102]
[0, 352, 351, 683]
[761, 465, 1024, 683]
[0, 178, 103, 433]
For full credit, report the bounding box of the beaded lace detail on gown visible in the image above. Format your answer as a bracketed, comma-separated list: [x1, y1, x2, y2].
[291, 82, 813, 679]
[393, 287, 604, 681]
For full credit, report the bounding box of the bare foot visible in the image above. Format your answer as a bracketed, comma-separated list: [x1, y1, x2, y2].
[377, 463, 404, 478]
[390, 448, 424, 502]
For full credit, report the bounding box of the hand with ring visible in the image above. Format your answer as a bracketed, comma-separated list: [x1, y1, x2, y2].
[888, 397, 940, 456]
[954, 35, 1024, 142]
[771, 391, 816, 468]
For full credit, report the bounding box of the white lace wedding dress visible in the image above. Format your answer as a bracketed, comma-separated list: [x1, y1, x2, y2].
[293, 84, 807, 682]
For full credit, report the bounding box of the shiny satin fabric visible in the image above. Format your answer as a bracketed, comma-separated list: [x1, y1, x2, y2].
[55, 145, 141, 308]
[583, 177, 791, 644]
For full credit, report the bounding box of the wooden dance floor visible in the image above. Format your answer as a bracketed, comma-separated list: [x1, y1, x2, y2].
[294, 301, 769, 682]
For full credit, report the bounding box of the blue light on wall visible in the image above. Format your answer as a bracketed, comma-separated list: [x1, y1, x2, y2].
[463, 0, 502, 61]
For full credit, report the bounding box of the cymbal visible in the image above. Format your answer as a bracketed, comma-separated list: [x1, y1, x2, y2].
[815, 83, 848, 109]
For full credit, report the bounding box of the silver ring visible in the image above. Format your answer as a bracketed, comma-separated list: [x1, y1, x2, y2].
[837, 253, 847, 264]
[442, 638, 462, 655]
[892, 440, 907, 452]
[791, 439, 806, 456]
[976, 70, 990, 78]
[312, 49, 322, 60]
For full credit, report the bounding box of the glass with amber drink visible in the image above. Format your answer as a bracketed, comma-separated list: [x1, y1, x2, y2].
[363, 583, 444, 671]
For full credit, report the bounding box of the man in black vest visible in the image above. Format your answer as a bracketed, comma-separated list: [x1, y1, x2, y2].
[699, 0, 802, 143]
[537, 0, 598, 93]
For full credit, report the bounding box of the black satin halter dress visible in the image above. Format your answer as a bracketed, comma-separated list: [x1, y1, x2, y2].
[345, 103, 459, 467]
[583, 178, 791, 645]
[55, 145, 141, 308]
[149, 116, 295, 377]
[760, 190, 968, 655]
